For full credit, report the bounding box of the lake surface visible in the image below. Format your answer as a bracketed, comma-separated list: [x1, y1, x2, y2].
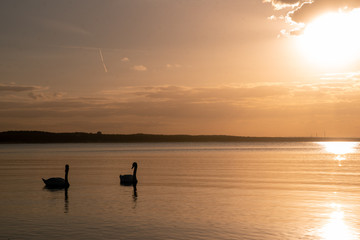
[1, 142, 360, 240]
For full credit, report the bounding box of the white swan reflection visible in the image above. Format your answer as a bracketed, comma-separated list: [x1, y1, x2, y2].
[320, 203, 356, 240]
[318, 142, 358, 166]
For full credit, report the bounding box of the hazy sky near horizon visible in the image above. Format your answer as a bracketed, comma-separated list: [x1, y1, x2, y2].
[2, 0, 360, 137]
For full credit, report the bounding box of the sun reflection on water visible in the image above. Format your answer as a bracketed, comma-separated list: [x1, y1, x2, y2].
[318, 142, 358, 166]
[320, 203, 356, 240]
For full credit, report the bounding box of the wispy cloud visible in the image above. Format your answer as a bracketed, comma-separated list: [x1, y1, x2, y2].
[0, 83, 64, 102]
[39, 18, 91, 36]
[319, 72, 360, 81]
[132, 65, 147, 71]
[0, 83, 45, 92]
[27, 92, 65, 100]
[121, 57, 130, 62]
[166, 64, 182, 69]
[3, 82, 360, 136]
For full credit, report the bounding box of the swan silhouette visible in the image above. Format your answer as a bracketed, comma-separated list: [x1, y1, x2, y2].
[120, 162, 138, 185]
[42, 164, 70, 189]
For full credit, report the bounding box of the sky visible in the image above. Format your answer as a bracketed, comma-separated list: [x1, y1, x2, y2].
[1, 0, 360, 137]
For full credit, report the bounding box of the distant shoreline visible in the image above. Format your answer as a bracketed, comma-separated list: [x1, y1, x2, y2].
[0, 131, 359, 144]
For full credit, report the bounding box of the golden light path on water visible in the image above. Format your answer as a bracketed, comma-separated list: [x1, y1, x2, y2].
[318, 142, 358, 166]
[320, 203, 355, 240]
[317, 142, 359, 240]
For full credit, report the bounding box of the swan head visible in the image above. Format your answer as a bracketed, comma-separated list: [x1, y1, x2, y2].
[132, 162, 137, 169]
[65, 164, 69, 172]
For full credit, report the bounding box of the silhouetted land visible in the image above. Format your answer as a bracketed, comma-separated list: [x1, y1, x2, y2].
[0, 131, 359, 143]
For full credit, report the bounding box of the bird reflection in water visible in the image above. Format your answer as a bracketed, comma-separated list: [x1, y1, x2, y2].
[43, 187, 70, 213]
[133, 184, 137, 200]
[132, 184, 138, 209]
[119, 182, 138, 210]
[320, 203, 356, 240]
[64, 188, 69, 213]
[318, 142, 358, 166]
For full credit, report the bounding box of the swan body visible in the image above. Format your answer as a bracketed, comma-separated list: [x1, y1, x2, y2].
[120, 162, 138, 185]
[43, 164, 70, 189]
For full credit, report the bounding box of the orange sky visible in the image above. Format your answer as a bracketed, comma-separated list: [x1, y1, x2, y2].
[1, 0, 360, 137]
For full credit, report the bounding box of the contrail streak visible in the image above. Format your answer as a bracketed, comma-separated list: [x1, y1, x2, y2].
[99, 48, 108, 73]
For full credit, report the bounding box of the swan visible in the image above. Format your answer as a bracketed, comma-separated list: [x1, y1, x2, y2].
[120, 162, 138, 185]
[42, 164, 70, 189]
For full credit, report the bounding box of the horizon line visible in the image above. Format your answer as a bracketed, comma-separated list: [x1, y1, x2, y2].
[1, 130, 360, 140]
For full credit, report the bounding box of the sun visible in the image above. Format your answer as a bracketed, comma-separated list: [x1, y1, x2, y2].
[297, 9, 360, 68]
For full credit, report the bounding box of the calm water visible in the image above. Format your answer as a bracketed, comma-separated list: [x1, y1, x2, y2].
[1, 142, 360, 240]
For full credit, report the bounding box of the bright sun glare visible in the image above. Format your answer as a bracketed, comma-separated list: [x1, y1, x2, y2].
[320, 142, 358, 155]
[319, 142, 358, 166]
[321, 204, 354, 240]
[298, 9, 360, 68]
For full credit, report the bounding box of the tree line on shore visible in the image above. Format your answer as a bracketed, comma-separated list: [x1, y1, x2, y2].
[0, 131, 356, 143]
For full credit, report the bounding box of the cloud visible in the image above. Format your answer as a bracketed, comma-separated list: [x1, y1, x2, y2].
[166, 64, 182, 69]
[132, 65, 147, 71]
[28, 92, 46, 100]
[320, 72, 360, 81]
[27, 92, 65, 100]
[3, 82, 360, 136]
[125, 85, 289, 103]
[292, 0, 360, 24]
[40, 18, 91, 36]
[266, 0, 360, 24]
[121, 57, 130, 62]
[0, 83, 44, 92]
[264, 0, 303, 10]
[0, 85, 290, 133]
[0, 83, 65, 102]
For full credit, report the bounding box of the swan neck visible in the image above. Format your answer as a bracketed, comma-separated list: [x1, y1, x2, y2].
[65, 168, 69, 184]
[133, 165, 137, 179]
